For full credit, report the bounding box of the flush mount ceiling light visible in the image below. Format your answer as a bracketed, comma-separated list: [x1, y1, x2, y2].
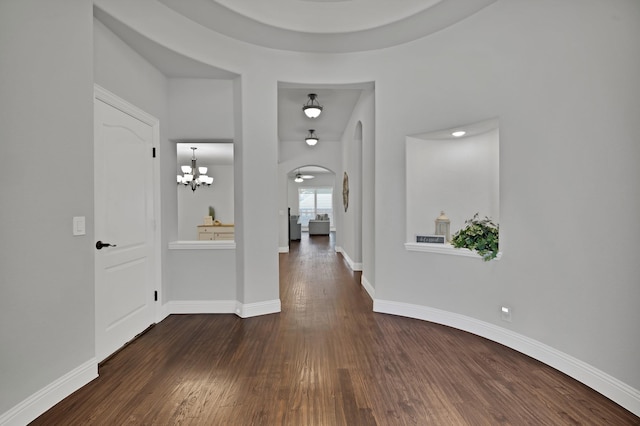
[305, 129, 319, 146]
[451, 130, 466, 137]
[177, 147, 213, 192]
[302, 93, 323, 118]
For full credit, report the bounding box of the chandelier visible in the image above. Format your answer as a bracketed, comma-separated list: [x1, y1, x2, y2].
[302, 93, 323, 118]
[177, 147, 213, 192]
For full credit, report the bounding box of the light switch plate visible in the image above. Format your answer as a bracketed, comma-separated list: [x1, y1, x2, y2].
[73, 216, 86, 236]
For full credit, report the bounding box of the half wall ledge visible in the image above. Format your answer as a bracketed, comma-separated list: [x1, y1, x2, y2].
[404, 242, 502, 260]
[169, 240, 236, 250]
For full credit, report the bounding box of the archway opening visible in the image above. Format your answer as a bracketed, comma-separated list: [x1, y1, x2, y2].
[287, 165, 336, 233]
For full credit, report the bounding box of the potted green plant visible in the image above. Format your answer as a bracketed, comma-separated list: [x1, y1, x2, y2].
[451, 213, 499, 261]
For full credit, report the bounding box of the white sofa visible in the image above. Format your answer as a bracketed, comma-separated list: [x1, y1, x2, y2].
[308, 214, 330, 235]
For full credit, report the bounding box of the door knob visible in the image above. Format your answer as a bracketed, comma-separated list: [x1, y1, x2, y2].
[96, 240, 117, 250]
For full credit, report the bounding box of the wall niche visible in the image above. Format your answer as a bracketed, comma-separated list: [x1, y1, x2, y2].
[405, 118, 499, 256]
[176, 142, 234, 241]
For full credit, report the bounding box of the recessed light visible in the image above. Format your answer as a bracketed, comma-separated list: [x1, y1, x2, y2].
[451, 130, 466, 137]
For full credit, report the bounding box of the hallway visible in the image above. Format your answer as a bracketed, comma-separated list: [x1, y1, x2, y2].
[32, 235, 638, 424]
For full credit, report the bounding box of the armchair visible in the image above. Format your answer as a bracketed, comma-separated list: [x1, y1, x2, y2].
[289, 215, 301, 241]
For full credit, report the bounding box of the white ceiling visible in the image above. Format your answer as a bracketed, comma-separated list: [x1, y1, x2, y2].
[176, 143, 234, 169]
[94, 8, 237, 79]
[278, 84, 371, 143]
[211, 0, 442, 34]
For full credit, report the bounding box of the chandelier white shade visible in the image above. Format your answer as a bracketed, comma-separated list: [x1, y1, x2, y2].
[302, 93, 323, 118]
[305, 129, 319, 146]
[177, 147, 213, 192]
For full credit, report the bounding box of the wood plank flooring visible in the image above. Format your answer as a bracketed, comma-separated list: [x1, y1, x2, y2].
[32, 233, 639, 425]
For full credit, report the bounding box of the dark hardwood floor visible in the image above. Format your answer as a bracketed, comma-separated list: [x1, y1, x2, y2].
[33, 233, 638, 425]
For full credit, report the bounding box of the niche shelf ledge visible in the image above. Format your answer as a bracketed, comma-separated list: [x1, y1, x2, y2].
[404, 242, 501, 260]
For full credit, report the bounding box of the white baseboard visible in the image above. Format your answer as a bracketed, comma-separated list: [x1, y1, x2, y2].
[163, 299, 281, 319]
[335, 246, 363, 271]
[236, 299, 281, 318]
[278, 246, 289, 253]
[163, 300, 237, 316]
[0, 358, 98, 426]
[361, 275, 375, 300]
[373, 299, 640, 417]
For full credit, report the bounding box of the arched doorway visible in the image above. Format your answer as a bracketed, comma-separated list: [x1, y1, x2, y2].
[287, 165, 336, 244]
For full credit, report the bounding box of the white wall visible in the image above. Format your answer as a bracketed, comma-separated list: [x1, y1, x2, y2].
[338, 89, 375, 277]
[0, 0, 95, 419]
[233, 74, 280, 306]
[166, 250, 237, 302]
[94, 19, 169, 125]
[168, 79, 234, 140]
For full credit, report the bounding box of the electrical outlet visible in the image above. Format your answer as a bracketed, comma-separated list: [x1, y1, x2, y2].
[501, 306, 512, 322]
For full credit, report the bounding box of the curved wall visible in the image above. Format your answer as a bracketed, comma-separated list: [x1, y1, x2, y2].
[96, 0, 640, 414]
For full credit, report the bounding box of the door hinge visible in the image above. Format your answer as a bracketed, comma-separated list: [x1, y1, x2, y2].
[152, 147, 156, 158]
[154, 290, 158, 301]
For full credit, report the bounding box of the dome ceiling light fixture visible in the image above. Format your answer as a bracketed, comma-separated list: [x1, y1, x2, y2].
[305, 129, 319, 146]
[303, 93, 323, 118]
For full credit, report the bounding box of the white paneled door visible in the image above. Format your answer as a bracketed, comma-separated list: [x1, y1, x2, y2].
[94, 87, 158, 362]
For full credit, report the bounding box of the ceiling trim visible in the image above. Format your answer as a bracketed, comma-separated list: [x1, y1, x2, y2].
[158, 0, 498, 53]
[213, 0, 442, 34]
